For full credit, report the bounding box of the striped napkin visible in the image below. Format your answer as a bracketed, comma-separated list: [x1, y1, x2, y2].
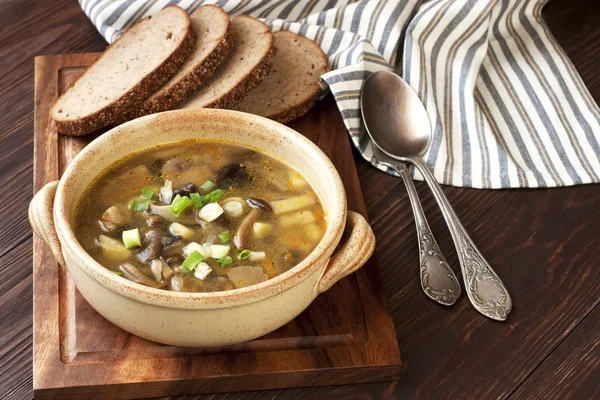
[80, 0, 600, 188]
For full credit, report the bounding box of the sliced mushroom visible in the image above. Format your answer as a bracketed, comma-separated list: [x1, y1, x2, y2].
[160, 257, 174, 279]
[100, 206, 127, 231]
[161, 235, 180, 247]
[148, 257, 174, 282]
[227, 266, 269, 289]
[144, 213, 166, 228]
[165, 254, 184, 266]
[149, 204, 197, 224]
[149, 158, 164, 174]
[173, 182, 199, 199]
[161, 238, 185, 259]
[119, 263, 156, 287]
[233, 198, 272, 248]
[247, 198, 272, 211]
[183, 182, 199, 194]
[216, 163, 251, 188]
[150, 259, 163, 282]
[233, 208, 262, 249]
[170, 276, 184, 292]
[162, 157, 190, 174]
[137, 228, 162, 263]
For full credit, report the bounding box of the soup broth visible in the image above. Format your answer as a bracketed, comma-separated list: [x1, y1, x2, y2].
[74, 140, 326, 292]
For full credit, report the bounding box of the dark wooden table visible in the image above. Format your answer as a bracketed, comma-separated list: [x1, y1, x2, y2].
[2, 0, 599, 398]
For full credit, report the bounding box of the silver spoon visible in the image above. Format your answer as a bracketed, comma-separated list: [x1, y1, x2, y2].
[361, 71, 512, 321]
[370, 145, 461, 306]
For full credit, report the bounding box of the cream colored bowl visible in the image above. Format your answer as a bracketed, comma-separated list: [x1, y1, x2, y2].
[29, 109, 375, 347]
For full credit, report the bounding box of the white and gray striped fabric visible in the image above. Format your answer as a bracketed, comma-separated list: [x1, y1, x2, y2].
[80, 0, 600, 188]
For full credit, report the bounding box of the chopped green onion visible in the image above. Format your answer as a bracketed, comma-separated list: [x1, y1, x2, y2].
[238, 249, 250, 260]
[169, 194, 191, 217]
[199, 180, 215, 193]
[122, 228, 141, 249]
[203, 189, 224, 204]
[181, 250, 204, 273]
[179, 264, 191, 273]
[190, 192, 203, 208]
[129, 198, 150, 212]
[219, 231, 230, 243]
[141, 187, 155, 199]
[111, 270, 123, 276]
[217, 256, 233, 268]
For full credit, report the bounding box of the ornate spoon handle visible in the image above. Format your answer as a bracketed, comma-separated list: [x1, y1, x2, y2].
[395, 163, 460, 306]
[411, 157, 512, 320]
[374, 144, 461, 306]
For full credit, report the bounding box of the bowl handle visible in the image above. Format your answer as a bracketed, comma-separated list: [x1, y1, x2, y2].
[29, 181, 65, 267]
[317, 211, 376, 293]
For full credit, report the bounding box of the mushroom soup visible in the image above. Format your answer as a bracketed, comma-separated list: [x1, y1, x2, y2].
[74, 140, 326, 292]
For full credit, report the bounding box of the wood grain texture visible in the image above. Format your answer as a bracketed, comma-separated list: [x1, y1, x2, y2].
[31, 54, 401, 399]
[2, 0, 600, 398]
[509, 304, 600, 400]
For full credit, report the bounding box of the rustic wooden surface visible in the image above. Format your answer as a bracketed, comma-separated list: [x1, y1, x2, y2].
[30, 53, 400, 399]
[1, 0, 599, 398]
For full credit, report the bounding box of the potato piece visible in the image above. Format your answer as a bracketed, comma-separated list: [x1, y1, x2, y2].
[279, 211, 316, 226]
[289, 172, 308, 191]
[304, 223, 324, 242]
[270, 194, 317, 215]
[97, 235, 131, 260]
[249, 251, 265, 261]
[252, 222, 272, 238]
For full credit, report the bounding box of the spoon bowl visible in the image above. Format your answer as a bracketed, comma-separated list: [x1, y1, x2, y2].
[360, 71, 431, 160]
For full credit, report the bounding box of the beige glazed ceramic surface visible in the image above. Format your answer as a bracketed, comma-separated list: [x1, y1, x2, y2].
[29, 109, 376, 347]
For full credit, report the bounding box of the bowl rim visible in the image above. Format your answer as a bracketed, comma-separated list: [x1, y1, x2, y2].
[53, 109, 347, 309]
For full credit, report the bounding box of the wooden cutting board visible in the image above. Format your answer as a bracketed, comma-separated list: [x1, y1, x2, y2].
[32, 53, 402, 399]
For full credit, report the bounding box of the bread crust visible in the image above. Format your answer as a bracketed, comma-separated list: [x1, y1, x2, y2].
[234, 30, 329, 123]
[51, 6, 195, 136]
[268, 93, 320, 123]
[205, 41, 276, 110]
[181, 16, 276, 110]
[136, 6, 234, 117]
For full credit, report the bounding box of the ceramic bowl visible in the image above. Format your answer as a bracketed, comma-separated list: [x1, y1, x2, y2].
[29, 109, 375, 347]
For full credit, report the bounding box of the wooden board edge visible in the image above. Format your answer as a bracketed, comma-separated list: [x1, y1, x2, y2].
[33, 364, 403, 399]
[33, 54, 62, 392]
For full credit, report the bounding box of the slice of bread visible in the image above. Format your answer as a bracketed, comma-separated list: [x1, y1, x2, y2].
[181, 16, 275, 110]
[50, 6, 195, 136]
[136, 5, 233, 117]
[233, 31, 329, 123]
